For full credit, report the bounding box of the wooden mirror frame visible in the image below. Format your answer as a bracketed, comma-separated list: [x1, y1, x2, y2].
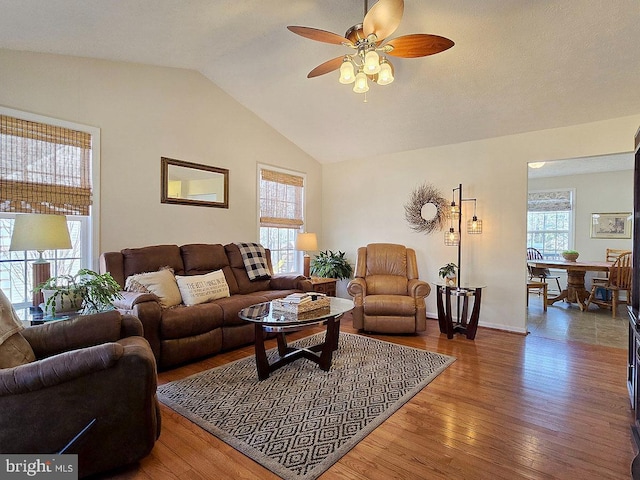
[161, 157, 229, 209]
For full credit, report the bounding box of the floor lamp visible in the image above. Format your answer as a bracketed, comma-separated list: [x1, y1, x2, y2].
[296, 232, 318, 278]
[444, 183, 483, 284]
[9, 214, 72, 309]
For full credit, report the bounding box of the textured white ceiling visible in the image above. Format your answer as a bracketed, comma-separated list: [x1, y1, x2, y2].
[1, 0, 639, 164]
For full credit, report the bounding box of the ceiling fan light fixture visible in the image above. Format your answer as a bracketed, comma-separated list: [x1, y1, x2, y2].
[363, 50, 381, 74]
[377, 59, 394, 85]
[353, 71, 369, 93]
[288, 0, 454, 100]
[339, 59, 356, 84]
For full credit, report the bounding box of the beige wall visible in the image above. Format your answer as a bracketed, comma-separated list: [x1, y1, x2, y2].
[323, 115, 640, 333]
[0, 48, 322, 264]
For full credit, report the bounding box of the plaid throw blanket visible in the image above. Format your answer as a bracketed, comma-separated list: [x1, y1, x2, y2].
[235, 243, 272, 281]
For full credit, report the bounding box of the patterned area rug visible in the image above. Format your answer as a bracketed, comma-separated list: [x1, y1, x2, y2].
[158, 332, 455, 480]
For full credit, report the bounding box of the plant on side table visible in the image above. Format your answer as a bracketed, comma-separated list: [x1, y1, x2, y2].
[310, 250, 353, 280]
[35, 268, 123, 317]
[439, 262, 458, 287]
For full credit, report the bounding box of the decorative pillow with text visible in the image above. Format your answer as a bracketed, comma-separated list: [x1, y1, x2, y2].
[175, 270, 230, 306]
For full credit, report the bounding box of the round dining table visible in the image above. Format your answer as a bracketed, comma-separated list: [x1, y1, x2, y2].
[527, 259, 612, 311]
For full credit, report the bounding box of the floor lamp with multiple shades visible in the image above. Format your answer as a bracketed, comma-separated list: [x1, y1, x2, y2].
[9, 214, 72, 310]
[444, 183, 483, 285]
[295, 232, 318, 278]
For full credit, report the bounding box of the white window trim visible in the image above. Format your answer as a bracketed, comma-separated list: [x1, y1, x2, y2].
[0, 106, 100, 269]
[527, 187, 577, 257]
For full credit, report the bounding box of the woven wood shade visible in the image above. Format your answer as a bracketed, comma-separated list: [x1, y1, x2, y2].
[259, 168, 304, 228]
[0, 114, 93, 215]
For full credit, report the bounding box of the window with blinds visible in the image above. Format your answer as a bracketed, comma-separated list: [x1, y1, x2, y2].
[0, 112, 94, 308]
[0, 114, 93, 215]
[527, 189, 574, 259]
[258, 167, 305, 274]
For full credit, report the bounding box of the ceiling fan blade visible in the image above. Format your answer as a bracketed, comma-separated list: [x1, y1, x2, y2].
[287, 26, 353, 46]
[385, 34, 454, 58]
[363, 0, 404, 43]
[307, 56, 345, 78]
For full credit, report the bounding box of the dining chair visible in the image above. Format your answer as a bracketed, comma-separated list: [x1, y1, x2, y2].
[585, 251, 633, 317]
[526, 248, 562, 293]
[592, 248, 632, 286]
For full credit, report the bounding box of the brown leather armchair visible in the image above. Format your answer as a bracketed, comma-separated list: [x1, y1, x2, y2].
[347, 243, 431, 333]
[0, 310, 161, 478]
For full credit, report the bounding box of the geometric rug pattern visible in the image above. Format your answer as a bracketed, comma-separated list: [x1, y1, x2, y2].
[158, 332, 455, 480]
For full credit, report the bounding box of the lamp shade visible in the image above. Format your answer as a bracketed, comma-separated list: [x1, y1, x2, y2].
[353, 72, 369, 94]
[9, 214, 72, 252]
[295, 232, 318, 252]
[444, 228, 460, 246]
[467, 216, 483, 234]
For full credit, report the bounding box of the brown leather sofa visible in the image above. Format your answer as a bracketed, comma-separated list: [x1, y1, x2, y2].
[347, 243, 431, 333]
[100, 243, 312, 369]
[0, 311, 160, 478]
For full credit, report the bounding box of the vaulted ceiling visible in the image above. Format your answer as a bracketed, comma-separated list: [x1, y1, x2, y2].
[1, 0, 639, 164]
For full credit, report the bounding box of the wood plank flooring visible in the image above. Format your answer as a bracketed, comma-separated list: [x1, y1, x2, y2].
[102, 314, 635, 479]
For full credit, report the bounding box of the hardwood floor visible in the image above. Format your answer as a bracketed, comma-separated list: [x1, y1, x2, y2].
[103, 313, 635, 479]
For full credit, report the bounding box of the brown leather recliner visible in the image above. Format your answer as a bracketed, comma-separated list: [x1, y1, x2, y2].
[347, 243, 431, 333]
[0, 310, 161, 478]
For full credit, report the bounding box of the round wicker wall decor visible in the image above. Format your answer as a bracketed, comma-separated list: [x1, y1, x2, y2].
[404, 183, 449, 234]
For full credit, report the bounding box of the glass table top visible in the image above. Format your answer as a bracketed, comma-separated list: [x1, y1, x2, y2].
[239, 297, 354, 327]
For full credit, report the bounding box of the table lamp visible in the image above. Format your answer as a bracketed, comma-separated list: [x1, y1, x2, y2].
[295, 232, 318, 278]
[9, 214, 72, 309]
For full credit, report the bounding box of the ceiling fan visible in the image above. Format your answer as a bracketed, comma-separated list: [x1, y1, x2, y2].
[287, 0, 454, 96]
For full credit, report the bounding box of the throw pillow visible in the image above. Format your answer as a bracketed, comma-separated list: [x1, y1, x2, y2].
[235, 242, 272, 281]
[125, 269, 182, 308]
[0, 289, 36, 368]
[175, 270, 230, 306]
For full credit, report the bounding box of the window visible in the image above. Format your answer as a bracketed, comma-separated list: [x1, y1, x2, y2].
[258, 166, 305, 274]
[527, 189, 574, 260]
[0, 110, 97, 308]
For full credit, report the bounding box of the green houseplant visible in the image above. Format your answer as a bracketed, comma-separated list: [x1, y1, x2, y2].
[439, 262, 458, 286]
[561, 250, 579, 261]
[309, 250, 353, 280]
[35, 268, 123, 317]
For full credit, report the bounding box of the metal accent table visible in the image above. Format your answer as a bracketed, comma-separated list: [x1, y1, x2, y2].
[435, 284, 485, 340]
[239, 297, 354, 380]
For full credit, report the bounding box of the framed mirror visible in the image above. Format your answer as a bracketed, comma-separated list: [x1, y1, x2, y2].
[161, 157, 229, 208]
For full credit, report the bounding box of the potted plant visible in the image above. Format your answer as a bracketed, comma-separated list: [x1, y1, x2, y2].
[561, 250, 579, 262]
[35, 268, 123, 317]
[309, 250, 353, 280]
[439, 262, 458, 287]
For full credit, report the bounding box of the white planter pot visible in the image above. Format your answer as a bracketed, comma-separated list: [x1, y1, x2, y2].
[41, 289, 84, 316]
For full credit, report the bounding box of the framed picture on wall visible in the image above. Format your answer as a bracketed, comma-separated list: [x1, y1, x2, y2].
[590, 212, 632, 239]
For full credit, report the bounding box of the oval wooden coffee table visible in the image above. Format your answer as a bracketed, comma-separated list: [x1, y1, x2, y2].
[239, 297, 354, 380]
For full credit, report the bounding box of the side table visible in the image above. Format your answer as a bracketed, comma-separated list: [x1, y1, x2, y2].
[309, 277, 337, 297]
[15, 307, 79, 327]
[435, 284, 485, 340]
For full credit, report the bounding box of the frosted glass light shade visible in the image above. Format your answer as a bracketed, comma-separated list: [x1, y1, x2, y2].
[295, 232, 318, 251]
[363, 50, 381, 74]
[377, 61, 394, 85]
[9, 214, 72, 253]
[339, 61, 355, 84]
[353, 72, 369, 93]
